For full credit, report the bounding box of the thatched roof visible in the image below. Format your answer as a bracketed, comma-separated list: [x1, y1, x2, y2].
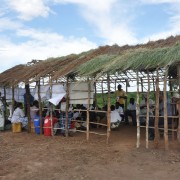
[0, 35, 180, 86]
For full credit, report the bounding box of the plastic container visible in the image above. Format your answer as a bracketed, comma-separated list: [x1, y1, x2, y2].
[31, 121, 35, 133]
[12, 122, 22, 133]
[34, 115, 40, 134]
[44, 116, 58, 136]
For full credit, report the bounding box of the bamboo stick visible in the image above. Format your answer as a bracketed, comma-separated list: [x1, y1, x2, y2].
[12, 85, 15, 114]
[49, 76, 53, 136]
[65, 76, 69, 137]
[146, 71, 150, 149]
[154, 69, 160, 148]
[136, 71, 140, 148]
[177, 64, 180, 142]
[25, 84, 31, 133]
[107, 74, 111, 144]
[37, 80, 43, 135]
[163, 68, 169, 150]
[3, 87, 6, 126]
[86, 78, 90, 141]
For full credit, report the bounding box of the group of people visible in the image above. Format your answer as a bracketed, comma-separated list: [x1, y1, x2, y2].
[1, 84, 179, 139]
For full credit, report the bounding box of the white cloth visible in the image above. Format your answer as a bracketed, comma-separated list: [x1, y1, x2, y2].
[69, 82, 94, 104]
[11, 107, 25, 123]
[48, 84, 66, 106]
[115, 106, 124, 115]
[111, 110, 121, 123]
[34, 85, 50, 100]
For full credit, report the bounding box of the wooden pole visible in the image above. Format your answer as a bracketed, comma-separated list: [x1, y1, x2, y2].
[169, 78, 175, 140]
[86, 78, 90, 141]
[65, 76, 69, 137]
[146, 71, 150, 149]
[125, 79, 128, 110]
[141, 78, 143, 93]
[94, 81, 97, 109]
[101, 81, 105, 106]
[177, 64, 180, 142]
[154, 69, 160, 148]
[25, 84, 31, 133]
[12, 85, 15, 114]
[49, 77, 53, 136]
[163, 68, 169, 150]
[3, 87, 6, 124]
[37, 80, 43, 135]
[107, 74, 111, 144]
[136, 71, 140, 148]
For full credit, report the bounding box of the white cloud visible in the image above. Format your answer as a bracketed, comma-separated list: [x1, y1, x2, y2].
[0, 18, 22, 32]
[53, 0, 138, 45]
[6, 0, 52, 20]
[140, 0, 180, 4]
[140, 0, 180, 42]
[0, 28, 97, 72]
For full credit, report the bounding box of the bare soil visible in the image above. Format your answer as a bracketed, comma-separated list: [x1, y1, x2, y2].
[0, 125, 180, 180]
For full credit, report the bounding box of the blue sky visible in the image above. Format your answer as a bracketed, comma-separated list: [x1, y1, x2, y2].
[0, 0, 180, 72]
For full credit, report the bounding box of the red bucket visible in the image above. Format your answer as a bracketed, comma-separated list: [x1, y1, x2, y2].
[44, 116, 58, 136]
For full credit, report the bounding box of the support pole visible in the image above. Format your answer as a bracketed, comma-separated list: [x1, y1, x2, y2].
[25, 84, 31, 133]
[163, 68, 169, 150]
[154, 69, 160, 148]
[177, 64, 180, 142]
[146, 71, 150, 149]
[136, 71, 140, 148]
[107, 74, 111, 144]
[86, 78, 90, 141]
[37, 80, 43, 135]
[65, 76, 70, 137]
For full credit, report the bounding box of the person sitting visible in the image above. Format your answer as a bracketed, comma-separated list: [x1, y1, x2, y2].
[110, 105, 121, 129]
[115, 102, 124, 121]
[11, 102, 28, 129]
[124, 98, 136, 126]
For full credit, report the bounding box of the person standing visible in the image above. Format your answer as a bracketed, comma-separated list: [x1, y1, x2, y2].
[124, 98, 136, 125]
[115, 84, 127, 110]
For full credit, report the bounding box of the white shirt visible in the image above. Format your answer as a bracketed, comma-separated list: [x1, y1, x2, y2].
[111, 110, 121, 123]
[127, 103, 136, 111]
[11, 107, 25, 123]
[115, 106, 124, 115]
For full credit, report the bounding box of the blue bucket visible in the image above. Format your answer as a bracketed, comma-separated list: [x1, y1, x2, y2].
[34, 115, 40, 134]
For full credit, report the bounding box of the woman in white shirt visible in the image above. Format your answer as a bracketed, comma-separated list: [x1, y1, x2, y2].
[11, 102, 28, 128]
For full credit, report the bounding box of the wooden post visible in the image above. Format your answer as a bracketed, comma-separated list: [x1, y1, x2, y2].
[94, 81, 97, 109]
[86, 78, 90, 141]
[136, 71, 140, 148]
[125, 79, 128, 110]
[65, 76, 69, 137]
[49, 77, 53, 137]
[107, 74, 111, 144]
[163, 68, 169, 150]
[101, 81, 105, 106]
[12, 85, 15, 114]
[37, 80, 43, 135]
[146, 71, 150, 149]
[25, 84, 31, 133]
[3, 87, 6, 124]
[177, 64, 180, 142]
[154, 69, 160, 148]
[141, 78, 143, 93]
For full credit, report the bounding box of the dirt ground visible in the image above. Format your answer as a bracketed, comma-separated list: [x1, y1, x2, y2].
[0, 125, 180, 180]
